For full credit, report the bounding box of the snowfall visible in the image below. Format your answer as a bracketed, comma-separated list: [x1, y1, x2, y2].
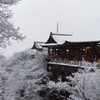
[0, 49, 100, 100]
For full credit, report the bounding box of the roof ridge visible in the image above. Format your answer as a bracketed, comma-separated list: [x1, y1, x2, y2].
[34, 41, 45, 43]
[51, 32, 72, 36]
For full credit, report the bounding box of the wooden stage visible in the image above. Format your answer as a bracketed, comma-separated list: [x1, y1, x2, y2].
[47, 61, 84, 72]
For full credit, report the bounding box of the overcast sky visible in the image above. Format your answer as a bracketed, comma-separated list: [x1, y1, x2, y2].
[3, 0, 100, 57]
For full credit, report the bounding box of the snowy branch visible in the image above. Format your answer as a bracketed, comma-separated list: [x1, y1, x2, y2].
[0, 0, 25, 50]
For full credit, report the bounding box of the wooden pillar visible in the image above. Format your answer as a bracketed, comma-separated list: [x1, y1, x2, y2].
[58, 48, 60, 56]
[55, 48, 57, 56]
[48, 47, 50, 55]
[85, 47, 87, 58]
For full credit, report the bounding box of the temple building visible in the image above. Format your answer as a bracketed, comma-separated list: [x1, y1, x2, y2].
[42, 19, 100, 63]
[39, 31, 100, 82]
[32, 19, 100, 81]
[42, 32, 100, 62]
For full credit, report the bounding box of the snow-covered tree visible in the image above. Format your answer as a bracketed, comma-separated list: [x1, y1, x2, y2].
[46, 67, 100, 100]
[0, 49, 49, 100]
[0, 0, 21, 5]
[0, 0, 25, 50]
[67, 69, 100, 100]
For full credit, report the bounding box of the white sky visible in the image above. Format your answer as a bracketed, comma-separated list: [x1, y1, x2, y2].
[3, 0, 100, 57]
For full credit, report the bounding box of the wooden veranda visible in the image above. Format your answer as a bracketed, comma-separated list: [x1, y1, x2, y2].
[47, 41, 100, 62]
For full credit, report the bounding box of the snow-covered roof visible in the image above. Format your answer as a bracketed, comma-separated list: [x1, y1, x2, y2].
[52, 33, 72, 44]
[32, 41, 45, 49]
[34, 19, 100, 47]
[41, 43, 62, 47]
[45, 32, 72, 44]
[44, 19, 100, 46]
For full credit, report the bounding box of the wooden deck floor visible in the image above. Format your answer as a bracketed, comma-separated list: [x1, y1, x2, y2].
[47, 61, 84, 72]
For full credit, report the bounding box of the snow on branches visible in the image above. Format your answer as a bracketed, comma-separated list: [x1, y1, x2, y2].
[46, 66, 100, 100]
[0, 49, 48, 100]
[0, 0, 21, 5]
[67, 69, 100, 100]
[0, 0, 25, 50]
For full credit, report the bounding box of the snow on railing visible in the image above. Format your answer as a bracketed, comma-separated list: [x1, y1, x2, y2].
[46, 56, 99, 67]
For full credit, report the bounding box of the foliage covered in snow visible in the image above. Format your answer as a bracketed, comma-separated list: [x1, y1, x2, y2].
[68, 69, 100, 100]
[0, 49, 48, 100]
[0, 0, 25, 50]
[47, 67, 100, 100]
[0, 0, 21, 5]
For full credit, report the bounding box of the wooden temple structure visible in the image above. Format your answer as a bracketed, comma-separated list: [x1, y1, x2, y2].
[42, 32, 100, 63]
[32, 32, 100, 81]
[40, 32, 100, 81]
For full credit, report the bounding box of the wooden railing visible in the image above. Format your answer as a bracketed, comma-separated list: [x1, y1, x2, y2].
[45, 55, 99, 67]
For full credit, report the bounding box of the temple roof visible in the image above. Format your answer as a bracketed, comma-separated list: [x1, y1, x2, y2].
[43, 32, 100, 47]
[45, 32, 72, 44]
[43, 19, 100, 47]
[31, 41, 45, 49]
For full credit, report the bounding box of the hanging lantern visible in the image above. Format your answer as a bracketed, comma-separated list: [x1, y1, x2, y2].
[66, 49, 69, 52]
[83, 49, 85, 51]
[87, 47, 89, 49]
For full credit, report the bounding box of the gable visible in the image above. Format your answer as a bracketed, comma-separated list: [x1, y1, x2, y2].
[45, 34, 57, 44]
